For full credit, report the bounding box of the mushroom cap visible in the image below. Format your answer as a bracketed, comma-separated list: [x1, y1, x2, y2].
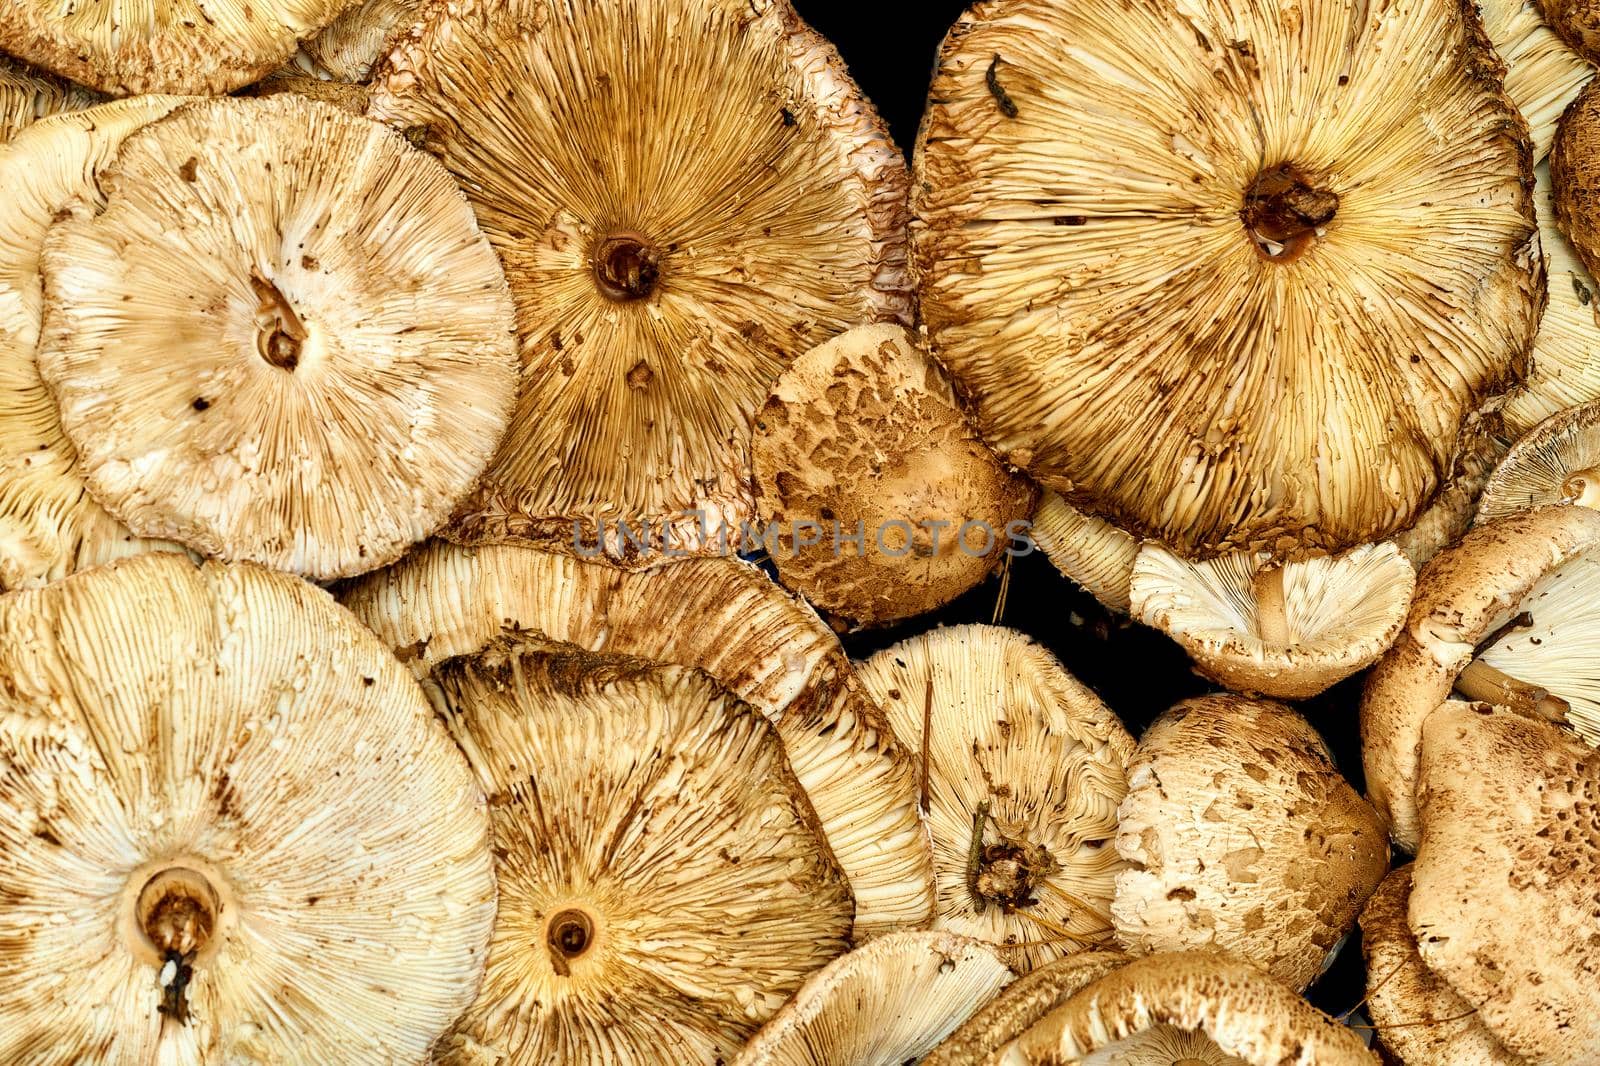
[0, 552, 496, 1062]
[1129, 543, 1415, 699]
[752, 323, 1037, 627]
[1480, 399, 1600, 521]
[0, 98, 190, 591]
[1358, 863, 1523, 1066]
[0, 55, 99, 144]
[1000, 950, 1377, 1065]
[1411, 700, 1600, 1063]
[367, 0, 911, 565]
[913, 0, 1542, 561]
[1113, 695, 1388, 991]
[1539, 0, 1600, 67]
[1027, 491, 1140, 613]
[731, 931, 1014, 1066]
[303, 0, 420, 82]
[1553, 80, 1600, 281]
[37, 95, 518, 582]
[1390, 426, 1506, 567]
[429, 643, 853, 1066]
[923, 951, 1129, 1066]
[1362, 504, 1600, 848]
[1481, 0, 1594, 159]
[854, 624, 1134, 971]
[240, 69, 372, 114]
[0, 0, 362, 94]
[339, 539, 934, 940]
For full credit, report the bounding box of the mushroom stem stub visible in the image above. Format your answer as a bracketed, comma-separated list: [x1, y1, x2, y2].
[1252, 563, 1291, 646]
[1562, 467, 1600, 507]
[593, 232, 662, 302]
[545, 908, 595, 976]
[1456, 659, 1572, 723]
[1241, 163, 1339, 262]
[248, 272, 307, 371]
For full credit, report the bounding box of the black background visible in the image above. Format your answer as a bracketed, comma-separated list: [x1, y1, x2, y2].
[792, 0, 1374, 1018]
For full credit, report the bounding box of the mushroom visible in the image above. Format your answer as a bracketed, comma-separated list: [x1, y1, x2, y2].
[0, 0, 363, 94]
[1481, 0, 1594, 158]
[1540, 0, 1600, 67]
[428, 642, 853, 1065]
[340, 539, 935, 939]
[731, 931, 1014, 1066]
[1480, 400, 1600, 521]
[1552, 80, 1600, 280]
[1028, 492, 1140, 613]
[1128, 543, 1415, 699]
[37, 95, 519, 582]
[1113, 695, 1388, 991]
[1410, 700, 1600, 1063]
[912, 0, 1542, 560]
[1358, 864, 1522, 1066]
[752, 323, 1037, 627]
[0, 55, 98, 144]
[0, 552, 496, 1062]
[0, 98, 190, 591]
[1389, 427, 1507, 567]
[367, 0, 911, 564]
[853, 624, 1134, 971]
[1362, 504, 1600, 848]
[998, 950, 1378, 1065]
[241, 69, 371, 114]
[302, 0, 422, 83]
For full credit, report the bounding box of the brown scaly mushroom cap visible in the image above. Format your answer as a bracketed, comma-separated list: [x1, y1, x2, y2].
[1113, 696, 1388, 992]
[1552, 80, 1600, 280]
[1411, 701, 1600, 1063]
[1540, 0, 1600, 68]
[1358, 863, 1523, 1066]
[0, 0, 363, 94]
[1362, 504, 1600, 849]
[303, 0, 423, 82]
[1028, 492, 1141, 614]
[854, 625, 1134, 971]
[913, 0, 1542, 561]
[999, 950, 1378, 1065]
[752, 323, 1036, 627]
[0, 55, 99, 144]
[37, 95, 518, 582]
[429, 643, 853, 1066]
[731, 931, 1014, 1066]
[1481, 399, 1600, 521]
[0, 99, 190, 591]
[367, 0, 911, 565]
[1130, 543, 1415, 699]
[1481, 0, 1594, 159]
[340, 539, 934, 940]
[0, 553, 496, 1062]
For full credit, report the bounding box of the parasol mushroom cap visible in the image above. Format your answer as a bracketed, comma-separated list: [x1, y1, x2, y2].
[0, 552, 496, 1062]
[37, 94, 518, 582]
[340, 539, 934, 940]
[0, 55, 99, 144]
[1539, 0, 1600, 67]
[1113, 695, 1388, 991]
[1552, 79, 1600, 280]
[998, 950, 1378, 1065]
[752, 322, 1036, 627]
[1362, 504, 1600, 849]
[1129, 543, 1415, 699]
[1027, 492, 1140, 613]
[429, 642, 853, 1065]
[1358, 863, 1523, 1066]
[912, 0, 1542, 561]
[303, 0, 422, 82]
[854, 624, 1134, 971]
[368, 0, 911, 565]
[1481, 0, 1594, 159]
[0, 98, 191, 591]
[731, 931, 1014, 1066]
[1480, 398, 1600, 521]
[1410, 700, 1600, 1063]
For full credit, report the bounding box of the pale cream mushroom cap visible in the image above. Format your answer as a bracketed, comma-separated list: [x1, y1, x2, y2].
[0, 98, 190, 591]
[340, 539, 934, 939]
[303, 0, 421, 82]
[854, 625, 1134, 971]
[1480, 0, 1593, 159]
[1480, 399, 1600, 520]
[0, 55, 99, 144]
[0, 552, 495, 1063]
[1028, 492, 1140, 613]
[731, 931, 1013, 1066]
[37, 95, 518, 582]
[1130, 543, 1414, 700]
[1113, 695, 1388, 991]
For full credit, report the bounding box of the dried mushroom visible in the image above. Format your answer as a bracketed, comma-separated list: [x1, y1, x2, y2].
[1480, 399, 1600, 520]
[1028, 492, 1140, 614]
[303, 0, 422, 82]
[1481, 0, 1593, 158]
[0, 55, 99, 144]
[1541, 0, 1600, 67]
[1552, 79, 1600, 281]
[1389, 429, 1507, 567]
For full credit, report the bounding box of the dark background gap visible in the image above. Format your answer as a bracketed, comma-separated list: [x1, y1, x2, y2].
[791, 0, 1374, 1016]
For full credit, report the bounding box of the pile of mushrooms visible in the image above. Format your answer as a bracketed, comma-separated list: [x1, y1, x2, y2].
[3, 0, 1600, 1061]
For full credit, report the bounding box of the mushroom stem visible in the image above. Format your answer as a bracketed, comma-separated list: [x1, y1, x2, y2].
[1252, 563, 1291, 647]
[1455, 660, 1571, 724]
[965, 800, 990, 909]
[1562, 467, 1600, 508]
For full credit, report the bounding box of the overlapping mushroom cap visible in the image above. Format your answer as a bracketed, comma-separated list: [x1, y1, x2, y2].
[1480, 399, 1600, 519]
[0, 56, 99, 144]
[1027, 493, 1140, 613]
[0, 553, 496, 1063]
[1552, 80, 1600, 278]
[1481, 0, 1594, 159]
[913, 0, 1542, 560]
[368, 0, 911, 563]
[303, 0, 421, 82]
[924, 951, 1128, 1066]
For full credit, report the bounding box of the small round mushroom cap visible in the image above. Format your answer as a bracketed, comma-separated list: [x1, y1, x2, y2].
[0, 553, 496, 1062]
[1390, 427, 1506, 567]
[0, 55, 99, 144]
[303, 0, 422, 82]
[1362, 504, 1600, 848]
[1358, 864, 1523, 1066]
[1552, 80, 1600, 279]
[1480, 400, 1600, 521]
[368, 0, 911, 565]
[1000, 950, 1378, 1065]
[430, 644, 853, 1066]
[731, 931, 1013, 1066]
[1130, 543, 1415, 699]
[1411, 700, 1600, 1063]
[1482, 0, 1594, 159]
[340, 539, 934, 939]
[752, 323, 1037, 627]
[37, 95, 518, 582]
[854, 625, 1134, 971]
[913, 0, 1541, 560]
[1113, 696, 1388, 991]
[0, 98, 190, 591]
[1028, 492, 1140, 613]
